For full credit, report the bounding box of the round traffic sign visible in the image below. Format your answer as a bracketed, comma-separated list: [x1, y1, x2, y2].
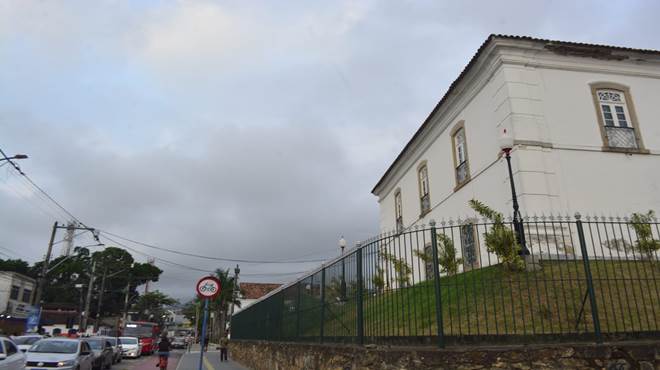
[196, 276, 222, 299]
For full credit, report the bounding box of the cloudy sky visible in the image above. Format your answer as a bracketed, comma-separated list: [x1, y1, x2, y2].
[1, 0, 658, 300]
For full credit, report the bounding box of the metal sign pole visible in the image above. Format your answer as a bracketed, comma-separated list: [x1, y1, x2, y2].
[198, 298, 209, 370]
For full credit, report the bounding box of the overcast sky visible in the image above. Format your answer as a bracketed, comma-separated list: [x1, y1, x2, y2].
[1, 0, 659, 300]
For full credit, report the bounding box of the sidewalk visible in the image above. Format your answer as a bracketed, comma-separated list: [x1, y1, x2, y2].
[178, 345, 247, 370]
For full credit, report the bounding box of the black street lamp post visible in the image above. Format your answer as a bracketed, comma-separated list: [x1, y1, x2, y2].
[339, 236, 347, 301]
[499, 130, 530, 256]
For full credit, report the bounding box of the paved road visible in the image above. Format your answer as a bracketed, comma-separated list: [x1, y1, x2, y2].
[176, 350, 247, 370]
[112, 350, 247, 370]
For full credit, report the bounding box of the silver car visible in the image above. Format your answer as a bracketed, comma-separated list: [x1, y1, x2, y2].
[26, 338, 94, 370]
[118, 337, 140, 359]
[81, 339, 113, 370]
[93, 338, 121, 364]
[10, 336, 42, 353]
[0, 336, 26, 370]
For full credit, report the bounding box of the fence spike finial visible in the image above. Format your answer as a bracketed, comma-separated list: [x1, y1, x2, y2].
[440, 218, 446, 226]
[429, 219, 436, 227]
[532, 213, 539, 221]
[574, 212, 582, 220]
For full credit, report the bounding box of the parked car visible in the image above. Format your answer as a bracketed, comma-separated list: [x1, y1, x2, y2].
[25, 338, 94, 370]
[82, 338, 113, 370]
[94, 337, 121, 364]
[10, 335, 42, 353]
[170, 336, 186, 349]
[0, 336, 26, 370]
[118, 337, 140, 359]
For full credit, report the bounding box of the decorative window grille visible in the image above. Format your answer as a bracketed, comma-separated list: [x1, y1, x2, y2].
[460, 224, 480, 269]
[424, 244, 433, 280]
[597, 89, 638, 149]
[394, 191, 404, 233]
[453, 127, 469, 185]
[418, 165, 430, 214]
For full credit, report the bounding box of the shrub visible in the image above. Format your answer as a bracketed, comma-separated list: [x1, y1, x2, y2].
[381, 251, 412, 287]
[468, 199, 524, 271]
[630, 210, 660, 260]
[437, 233, 463, 276]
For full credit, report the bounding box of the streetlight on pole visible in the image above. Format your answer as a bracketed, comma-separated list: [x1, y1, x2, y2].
[339, 236, 347, 301]
[499, 129, 530, 256]
[0, 154, 28, 162]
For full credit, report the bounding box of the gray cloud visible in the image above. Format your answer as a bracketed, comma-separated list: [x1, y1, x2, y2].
[1, 0, 659, 299]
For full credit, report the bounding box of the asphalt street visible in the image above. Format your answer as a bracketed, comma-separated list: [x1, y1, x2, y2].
[112, 350, 247, 370]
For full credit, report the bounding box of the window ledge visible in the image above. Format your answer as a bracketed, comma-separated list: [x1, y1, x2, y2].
[602, 146, 650, 155]
[419, 209, 431, 218]
[453, 177, 472, 192]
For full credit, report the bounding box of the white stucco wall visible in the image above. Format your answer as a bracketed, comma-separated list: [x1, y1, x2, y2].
[375, 40, 660, 235]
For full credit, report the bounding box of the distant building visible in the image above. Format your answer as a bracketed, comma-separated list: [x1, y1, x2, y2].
[234, 283, 282, 315]
[373, 35, 660, 235]
[0, 271, 36, 318]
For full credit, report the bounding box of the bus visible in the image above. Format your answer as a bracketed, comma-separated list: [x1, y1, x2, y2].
[123, 321, 160, 355]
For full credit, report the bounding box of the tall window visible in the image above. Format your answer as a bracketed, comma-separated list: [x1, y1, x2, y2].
[9, 286, 19, 300]
[591, 84, 644, 151]
[451, 122, 470, 188]
[418, 163, 430, 215]
[394, 190, 403, 233]
[22, 289, 32, 303]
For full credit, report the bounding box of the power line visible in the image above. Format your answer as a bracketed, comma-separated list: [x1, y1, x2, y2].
[0, 147, 85, 227]
[100, 230, 331, 264]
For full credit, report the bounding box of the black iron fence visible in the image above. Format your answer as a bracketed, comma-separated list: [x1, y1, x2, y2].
[231, 214, 660, 346]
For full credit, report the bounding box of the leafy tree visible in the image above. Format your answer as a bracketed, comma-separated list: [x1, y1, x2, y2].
[0, 259, 34, 277]
[209, 269, 241, 336]
[131, 291, 178, 324]
[630, 210, 660, 260]
[469, 199, 524, 271]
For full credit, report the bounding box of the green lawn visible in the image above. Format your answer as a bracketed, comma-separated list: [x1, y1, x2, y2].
[305, 260, 659, 339]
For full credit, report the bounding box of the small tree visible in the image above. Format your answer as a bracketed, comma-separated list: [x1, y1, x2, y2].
[630, 210, 660, 260]
[469, 199, 524, 271]
[372, 267, 385, 292]
[414, 235, 463, 276]
[437, 234, 463, 276]
[381, 252, 412, 287]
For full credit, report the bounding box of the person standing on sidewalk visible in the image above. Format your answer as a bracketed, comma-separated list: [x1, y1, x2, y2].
[219, 335, 229, 362]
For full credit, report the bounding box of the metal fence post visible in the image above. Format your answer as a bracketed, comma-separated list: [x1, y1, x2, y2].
[575, 213, 603, 343]
[296, 281, 301, 341]
[429, 220, 445, 348]
[356, 243, 364, 345]
[320, 265, 325, 343]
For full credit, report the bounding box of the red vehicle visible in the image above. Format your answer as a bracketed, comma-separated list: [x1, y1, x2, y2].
[123, 321, 160, 355]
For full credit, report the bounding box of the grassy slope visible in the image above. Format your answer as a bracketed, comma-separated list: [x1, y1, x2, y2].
[307, 260, 659, 338]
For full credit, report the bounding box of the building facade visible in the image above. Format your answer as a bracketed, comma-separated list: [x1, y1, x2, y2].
[0, 271, 36, 319]
[372, 35, 660, 235]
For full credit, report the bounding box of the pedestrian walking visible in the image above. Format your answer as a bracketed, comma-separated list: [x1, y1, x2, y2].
[203, 334, 209, 352]
[219, 335, 229, 362]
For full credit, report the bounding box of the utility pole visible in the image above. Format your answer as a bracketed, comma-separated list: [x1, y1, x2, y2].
[80, 259, 96, 332]
[61, 222, 75, 257]
[34, 221, 58, 309]
[229, 265, 240, 333]
[122, 277, 131, 321]
[94, 268, 108, 332]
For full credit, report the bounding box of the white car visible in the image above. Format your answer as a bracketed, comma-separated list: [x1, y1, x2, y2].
[11, 335, 42, 353]
[0, 337, 26, 370]
[118, 337, 141, 359]
[26, 338, 94, 370]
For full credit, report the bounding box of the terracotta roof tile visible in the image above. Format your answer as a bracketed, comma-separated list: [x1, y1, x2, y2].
[240, 282, 282, 300]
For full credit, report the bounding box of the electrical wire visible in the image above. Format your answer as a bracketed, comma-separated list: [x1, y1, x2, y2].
[100, 230, 331, 264]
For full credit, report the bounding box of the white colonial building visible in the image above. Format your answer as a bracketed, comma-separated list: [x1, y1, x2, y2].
[372, 35, 660, 235]
[0, 271, 36, 319]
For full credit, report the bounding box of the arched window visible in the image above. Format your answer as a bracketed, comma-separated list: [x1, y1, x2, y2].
[591, 83, 645, 151]
[394, 189, 403, 233]
[418, 162, 430, 215]
[451, 121, 470, 188]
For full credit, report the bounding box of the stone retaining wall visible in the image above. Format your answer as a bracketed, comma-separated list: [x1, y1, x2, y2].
[229, 340, 659, 370]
